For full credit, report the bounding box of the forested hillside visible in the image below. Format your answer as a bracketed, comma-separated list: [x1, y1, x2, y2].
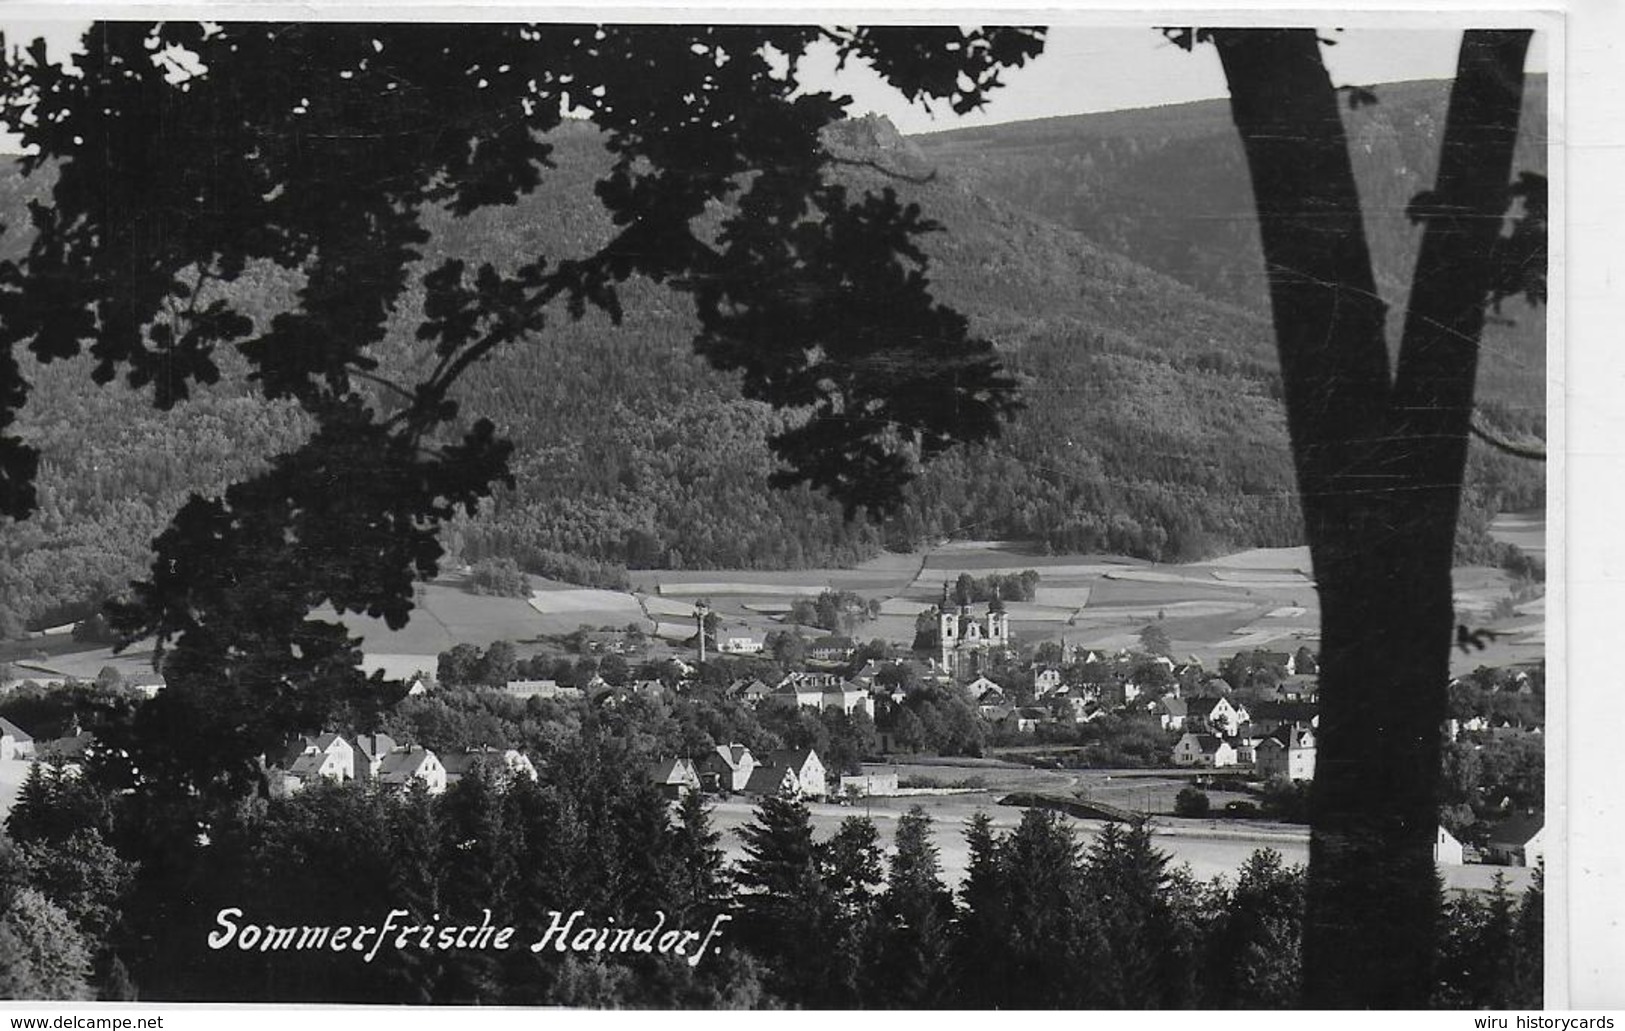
[913, 77, 1548, 460]
[1, 83, 1545, 631]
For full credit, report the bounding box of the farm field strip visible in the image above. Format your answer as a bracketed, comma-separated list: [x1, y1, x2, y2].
[640, 596, 701, 617]
[526, 589, 643, 615]
[916, 562, 1143, 579]
[1202, 546, 1313, 570]
[657, 582, 821, 597]
[1207, 570, 1315, 585]
[878, 599, 934, 616]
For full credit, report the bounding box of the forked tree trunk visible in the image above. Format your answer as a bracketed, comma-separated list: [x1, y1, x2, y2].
[1210, 28, 1532, 1007]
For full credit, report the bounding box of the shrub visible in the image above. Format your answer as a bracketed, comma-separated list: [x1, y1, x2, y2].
[1174, 786, 1211, 817]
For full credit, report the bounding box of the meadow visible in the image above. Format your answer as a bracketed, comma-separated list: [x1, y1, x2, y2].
[4, 515, 1543, 686]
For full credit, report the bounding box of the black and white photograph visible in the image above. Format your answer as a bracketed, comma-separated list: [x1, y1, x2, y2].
[0, 6, 1573, 1012]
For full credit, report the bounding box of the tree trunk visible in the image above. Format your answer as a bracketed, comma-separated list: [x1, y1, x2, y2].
[1211, 28, 1532, 1007]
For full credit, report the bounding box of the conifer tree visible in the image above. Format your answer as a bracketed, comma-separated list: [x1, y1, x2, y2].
[993, 808, 1097, 1007]
[818, 815, 885, 1005]
[878, 805, 954, 1008]
[734, 793, 829, 1003]
[1203, 848, 1305, 1008]
[953, 810, 1007, 1007]
[1080, 819, 1195, 1007]
[669, 788, 728, 920]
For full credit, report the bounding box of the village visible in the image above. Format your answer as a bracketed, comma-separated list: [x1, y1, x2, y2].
[0, 579, 1547, 884]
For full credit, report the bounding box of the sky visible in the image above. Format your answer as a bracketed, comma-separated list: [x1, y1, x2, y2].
[803, 25, 1549, 135]
[0, 19, 1549, 145]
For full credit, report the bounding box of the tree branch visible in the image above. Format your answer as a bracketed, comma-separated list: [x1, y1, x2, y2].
[823, 154, 938, 185]
[1470, 414, 1546, 461]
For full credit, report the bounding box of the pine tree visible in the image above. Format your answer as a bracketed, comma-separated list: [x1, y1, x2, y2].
[878, 805, 954, 1008]
[953, 810, 1007, 1007]
[1203, 848, 1306, 1008]
[1011, 809, 1102, 1007]
[1080, 819, 1194, 1006]
[734, 793, 830, 1005]
[6, 761, 56, 843]
[818, 815, 884, 1006]
[669, 789, 727, 920]
[1511, 863, 1544, 1006]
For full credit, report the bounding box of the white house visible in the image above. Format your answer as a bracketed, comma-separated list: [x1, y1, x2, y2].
[378, 746, 448, 794]
[504, 679, 583, 702]
[647, 756, 702, 799]
[1187, 694, 1250, 736]
[1485, 814, 1546, 868]
[1154, 697, 1189, 732]
[1255, 727, 1316, 781]
[819, 681, 875, 718]
[0, 717, 35, 762]
[700, 743, 758, 792]
[1172, 732, 1238, 768]
[1434, 825, 1465, 866]
[1032, 667, 1064, 696]
[768, 748, 827, 799]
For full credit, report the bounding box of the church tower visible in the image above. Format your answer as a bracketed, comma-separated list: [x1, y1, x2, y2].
[938, 581, 960, 671]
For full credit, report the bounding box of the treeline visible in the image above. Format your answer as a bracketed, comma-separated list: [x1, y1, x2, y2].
[788, 591, 882, 635]
[0, 749, 1540, 1008]
[944, 570, 1040, 605]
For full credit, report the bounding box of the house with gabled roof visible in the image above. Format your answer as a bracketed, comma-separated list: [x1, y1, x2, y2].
[962, 675, 1001, 699]
[720, 635, 764, 655]
[125, 674, 166, 699]
[441, 746, 538, 785]
[647, 756, 701, 799]
[1273, 675, 1318, 702]
[1484, 813, 1546, 868]
[850, 660, 888, 688]
[1032, 667, 1064, 696]
[743, 763, 800, 798]
[770, 676, 827, 710]
[1434, 825, 1465, 865]
[0, 717, 35, 761]
[1185, 694, 1250, 736]
[808, 635, 856, 662]
[725, 677, 771, 704]
[1172, 732, 1238, 768]
[820, 680, 874, 718]
[268, 733, 355, 796]
[1005, 706, 1049, 734]
[1249, 699, 1319, 727]
[630, 679, 669, 701]
[351, 733, 397, 781]
[1154, 696, 1189, 732]
[1255, 726, 1316, 781]
[378, 746, 447, 794]
[699, 743, 758, 792]
[35, 729, 92, 765]
[768, 748, 827, 799]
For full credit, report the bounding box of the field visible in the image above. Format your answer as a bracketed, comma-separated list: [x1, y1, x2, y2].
[5, 524, 1545, 684]
[705, 759, 1535, 893]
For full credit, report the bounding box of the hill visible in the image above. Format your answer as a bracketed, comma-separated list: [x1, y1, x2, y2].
[0, 85, 1546, 632]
